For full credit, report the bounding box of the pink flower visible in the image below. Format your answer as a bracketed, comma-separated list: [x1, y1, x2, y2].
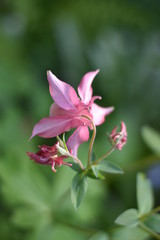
[27, 143, 72, 172]
[30, 70, 114, 156]
[110, 121, 127, 150]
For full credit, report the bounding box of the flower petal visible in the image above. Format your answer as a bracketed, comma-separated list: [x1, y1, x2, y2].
[91, 103, 114, 126]
[30, 116, 83, 139]
[27, 152, 48, 164]
[67, 126, 89, 157]
[47, 70, 79, 110]
[78, 69, 99, 104]
[50, 103, 75, 117]
[121, 121, 127, 137]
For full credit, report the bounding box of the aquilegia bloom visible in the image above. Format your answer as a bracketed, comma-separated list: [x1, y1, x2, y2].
[110, 121, 127, 150]
[27, 143, 72, 172]
[31, 70, 114, 156]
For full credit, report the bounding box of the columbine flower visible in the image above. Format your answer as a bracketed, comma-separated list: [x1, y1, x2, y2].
[30, 70, 114, 156]
[27, 143, 72, 172]
[110, 121, 127, 150]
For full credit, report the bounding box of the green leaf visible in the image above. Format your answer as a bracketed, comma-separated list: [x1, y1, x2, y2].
[97, 160, 123, 174]
[89, 231, 109, 240]
[86, 168, 105, 180]
[141, 126, 160, 156]
[91, 152, 96, 163]
[91, 165, 99, 178]
[137, 173, 154, 216]
[111, 226, 149, 240]
[143, 214, 160, 233]
[115, 209, 139, 226]
[11, 207, 43, 229]
[70, 162, 83, 173]
[71, 173, 88, 210]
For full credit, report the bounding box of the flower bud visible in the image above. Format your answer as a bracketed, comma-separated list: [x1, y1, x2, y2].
[110, 121, 127, 150]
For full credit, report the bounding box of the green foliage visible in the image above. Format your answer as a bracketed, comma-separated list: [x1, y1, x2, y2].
[111, 227, 149, 240]
[70, 162, 83, 173]
[115, 173, 160, 239]
[137, 173, 154, 216]
[70, 159, 123, 209]
[88, 166, 105, 180]
[89, 231, 109, 240]
[97, 160, 123, 175]
[144, 214, 160, 233]
[71, 173, 88, 210]
[141, 126, 160, 156]
[1, 0, 160, 239]
[115, 209, 139, 226]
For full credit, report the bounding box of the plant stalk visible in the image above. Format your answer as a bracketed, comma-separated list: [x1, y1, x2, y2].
[139, 222, 160, 240]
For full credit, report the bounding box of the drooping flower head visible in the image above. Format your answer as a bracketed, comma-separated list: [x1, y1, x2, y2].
[30, 70, 114, 156]
[110, 121, 127, 150]
[27, 143, 72, 172]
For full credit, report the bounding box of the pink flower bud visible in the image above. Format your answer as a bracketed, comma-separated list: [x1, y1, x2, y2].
[110, 121, 127, 150]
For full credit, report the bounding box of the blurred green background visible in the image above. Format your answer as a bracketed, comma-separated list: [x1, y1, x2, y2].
[0, 0, 160, 239]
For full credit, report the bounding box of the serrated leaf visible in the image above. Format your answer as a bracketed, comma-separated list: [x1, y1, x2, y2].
[143, 214, 160, 233]
[89, 231, 109, 240]
[137, 173, 154, 216]
[71, 173, 88, 210]
[141, 126, 160, 156]
[97, 160, 123, 174]
[115, 209, 139, 226]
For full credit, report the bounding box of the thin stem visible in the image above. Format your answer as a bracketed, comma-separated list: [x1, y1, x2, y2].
[69, 154, 85, 170]
[139, 222, 160, 240]
[93, 146, 115, 165]
[139, 205, 160, 222]
[80, 115, 96, 167]
[88, 121, 96, 167]
[56, 134, 85, 170]
[150, 205, 160, 215]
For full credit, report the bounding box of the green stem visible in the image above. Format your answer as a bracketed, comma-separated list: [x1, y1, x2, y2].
[88, 121, 96, 167]
[80, 115, 96, 167]
[139, 205, 160, 222]
[139, 222, 160, 240]
[93, 146, 115, 165]
[69, 154, 85, 170]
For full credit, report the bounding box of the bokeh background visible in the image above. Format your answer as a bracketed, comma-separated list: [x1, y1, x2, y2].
[0, 0, 160, 239]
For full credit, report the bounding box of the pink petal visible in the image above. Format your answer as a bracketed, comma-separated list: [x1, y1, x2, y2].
[121, 121, 127, 137]
[27, 152, 48, 164]
[27, 152, 40, 162]
[47, 71, 79, 110]
[91, 103, 114, 126]
[30, 116, 84, 139]
[110, 126, 118, 137]
[50, 103, 75, 117]
[50, 103, 92, 128]
[67, 126, 89, 157]
[78, 70, 99, 104]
